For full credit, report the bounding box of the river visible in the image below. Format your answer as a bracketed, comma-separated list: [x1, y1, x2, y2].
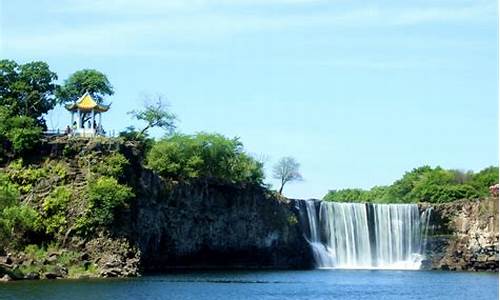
[1, 269, 497, 300]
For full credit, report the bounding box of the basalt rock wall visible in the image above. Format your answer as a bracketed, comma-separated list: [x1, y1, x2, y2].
[422, 198, 499, 272]
[128, 171, 313, 271]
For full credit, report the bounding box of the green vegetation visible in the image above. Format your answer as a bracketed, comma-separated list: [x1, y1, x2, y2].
[41, 186, 71, 235]
[20, 244, 98, 278]
[0, 60, 58, 123]
[76, 176, 134, 234]
[56, 69, 114, 104]
[128, 95, 177, 137]
[91, 152, 129, 178]
[324, 166, 499, 203]
[0, 60, 58, 158]
[147, 133, 264, 184]
[0, 203, 41, 249]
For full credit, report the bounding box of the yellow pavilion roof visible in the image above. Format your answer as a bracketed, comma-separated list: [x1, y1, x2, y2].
[65, 92, 111, 112]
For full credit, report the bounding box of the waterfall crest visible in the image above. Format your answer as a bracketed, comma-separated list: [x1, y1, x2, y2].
[298, 200, 432, 270]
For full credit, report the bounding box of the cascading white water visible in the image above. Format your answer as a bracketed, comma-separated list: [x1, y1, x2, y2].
[300, 201, 432, 270]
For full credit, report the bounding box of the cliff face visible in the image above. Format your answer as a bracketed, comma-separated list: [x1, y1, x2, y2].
[422, 198, 499, 272]
[127, 170, 313, 271]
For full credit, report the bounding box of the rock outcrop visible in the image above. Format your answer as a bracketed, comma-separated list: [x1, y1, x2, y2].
[423, 197, 499, 272]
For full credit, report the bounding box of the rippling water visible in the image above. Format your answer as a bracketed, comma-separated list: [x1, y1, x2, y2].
[0, 270, 497, 300]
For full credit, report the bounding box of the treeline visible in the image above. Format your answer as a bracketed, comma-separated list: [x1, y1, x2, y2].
[324, 166, 498, 203]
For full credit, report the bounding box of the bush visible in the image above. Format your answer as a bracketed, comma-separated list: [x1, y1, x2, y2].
[0, 173, 19, 210]
[91, 153, 129, 178]
[147, 133, 264, 184]
[42, 186, 71, 235]
[5, 159, 48, 194]
[0, 205, 41, 249]
[77, 177, 134, 232]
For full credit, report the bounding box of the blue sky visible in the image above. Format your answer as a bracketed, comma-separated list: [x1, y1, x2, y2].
[1, 0, 498, 199]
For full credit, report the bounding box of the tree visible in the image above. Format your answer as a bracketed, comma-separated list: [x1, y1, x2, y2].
[56, 69, 114, 126]
[128, 95, 176, 137]
[0, 59, 58, 126]
[273, 157, 303, 195]
[147, 133, 264, 184]
[0, 105, 42, 159]
[56, 69, 113, 104]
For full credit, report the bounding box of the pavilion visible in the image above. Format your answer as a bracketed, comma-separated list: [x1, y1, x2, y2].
[65, 92, 111, 137]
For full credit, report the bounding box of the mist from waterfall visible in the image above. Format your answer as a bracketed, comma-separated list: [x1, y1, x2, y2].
[299, 200, 432, 270]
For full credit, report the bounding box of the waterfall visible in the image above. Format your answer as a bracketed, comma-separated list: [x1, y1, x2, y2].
[298, 200, 432, 270]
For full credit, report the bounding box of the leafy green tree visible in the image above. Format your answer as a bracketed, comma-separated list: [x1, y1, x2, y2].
[56, 69, 114, 104]
[4, 116, 43, 154]
[128, 95, 176, 137]
[147, 133, 264, 184]
[272, 157, 303, 195]
[0, 59, 58, 125]
[0, 107, 42, 157]
[471, 166, 499, 195]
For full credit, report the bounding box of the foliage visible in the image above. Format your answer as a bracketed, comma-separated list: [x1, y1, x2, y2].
[5, 159, 48, 193]
[77, 177, 134, 233]
[323, 166, 499, 204]
[147, 133, 264, 184]
[0, 59, 58, 158]
[56, 69, 114, 104]
[323, 188, 371, 203]
[471, 167, 499, 195]
[0, 204, 41, 248]
[0, 59, 58, 124]
[119, 126, 154, 153]
[91, 152, 129, 178]
[128, 95, 176, 137]
[272, 157, 303, 194]
[0, 107, 43, 157]
[4, 115, 43, 154]
[5, 159, 67, 194]
[20, 245, 98, 278]
[0, 173, 19, 211]
[41, 186, 71, 235]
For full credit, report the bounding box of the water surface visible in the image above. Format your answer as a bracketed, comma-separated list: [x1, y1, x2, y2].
[1, 269, 497, 300]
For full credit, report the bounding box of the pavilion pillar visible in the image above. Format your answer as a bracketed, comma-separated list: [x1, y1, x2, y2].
[77, 109, 81, 129]
[91, 110, 95, 130]
[71, 112, 74, 125]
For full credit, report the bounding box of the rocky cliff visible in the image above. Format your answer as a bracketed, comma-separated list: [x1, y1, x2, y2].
[422, 197, 499, 272]
[129, 175, 312, 271]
